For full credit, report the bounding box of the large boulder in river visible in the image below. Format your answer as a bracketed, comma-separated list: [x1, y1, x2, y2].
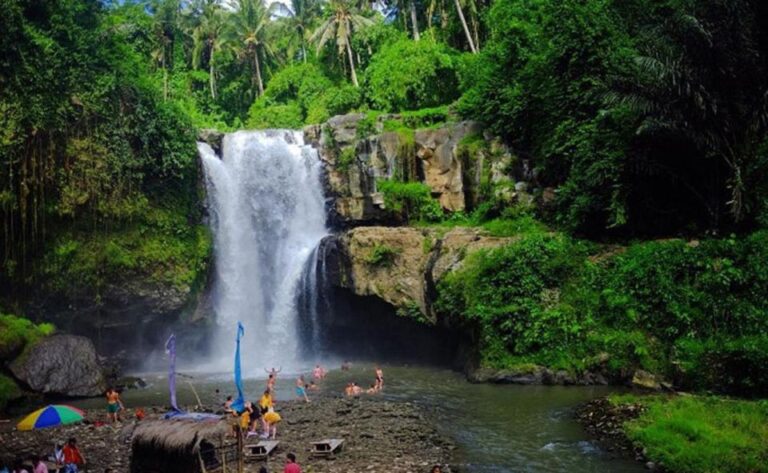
[10, 335, 106, 397]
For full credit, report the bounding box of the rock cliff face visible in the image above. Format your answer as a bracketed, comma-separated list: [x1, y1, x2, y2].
[320, 226, 511, 323]
[305, 114, 500, 226]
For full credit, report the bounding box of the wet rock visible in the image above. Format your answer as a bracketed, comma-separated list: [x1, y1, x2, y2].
[631, 370, 662, 391]
[198, 128, 224, 155]
[10, 334, 106, 397]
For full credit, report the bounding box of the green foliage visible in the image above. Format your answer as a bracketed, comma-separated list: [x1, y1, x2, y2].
[246, 63, 361, 126]
[437, 233, 586, 367]
[42, 198, 212, 295]
[0, 314, 55, 360]
[336, 147, 357, 172]
[365, 244, 400, 267]
[377, 180, 444, 223]
[436, 230, 768, 387]
[675, 336, 768, 397]
[615, 395, 768, 473]
[364, 39, 461, 112]
[248, 101, 305, 128]
[0, 374, 22, 412]
[396, 302, 428, 324]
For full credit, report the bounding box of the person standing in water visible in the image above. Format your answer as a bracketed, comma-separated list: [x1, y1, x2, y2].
[312, 364, 326, 380]
[375, 366, 384, 390]
[295, 375, 309, 403]
[267, 374, 276, 393]
[105, 387, 124, 423]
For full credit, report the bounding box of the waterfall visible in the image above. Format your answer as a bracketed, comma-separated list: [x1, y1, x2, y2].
[199, 130, 328, 374]
[297, 241, 333, 358]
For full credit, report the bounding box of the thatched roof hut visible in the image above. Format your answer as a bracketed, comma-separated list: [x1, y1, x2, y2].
[131, 418, 239, 473]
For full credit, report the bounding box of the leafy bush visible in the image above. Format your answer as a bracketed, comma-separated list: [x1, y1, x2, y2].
[247, 101, 304, 129]
[364, 39, 461, 112]
[377, 180, 443, 223]
[0, 313, 55, 359]
[675, 336, 768, 397]
[0, 374, 21, 411]
[435, 229, 768, 384]
[437, 233, 586, 366]
[246, 64, 361, 126]
[365, 244, 400, 267]
[336, 147, 357, 172]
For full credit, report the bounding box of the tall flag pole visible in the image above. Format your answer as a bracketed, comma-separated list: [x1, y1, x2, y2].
[232, 322, 246, 413]
[165, 334, 179, 412]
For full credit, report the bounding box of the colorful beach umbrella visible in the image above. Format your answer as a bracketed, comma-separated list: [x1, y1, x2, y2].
[17, 405, 84, 431]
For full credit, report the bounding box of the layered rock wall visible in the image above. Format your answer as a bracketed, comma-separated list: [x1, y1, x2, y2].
[320, 226, 511, 323]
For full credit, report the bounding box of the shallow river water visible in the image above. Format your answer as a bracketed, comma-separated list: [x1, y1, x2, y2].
[71, 364, 643, 473]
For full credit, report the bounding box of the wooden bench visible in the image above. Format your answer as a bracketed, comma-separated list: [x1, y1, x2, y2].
[311, 438, 344, 457]
[244, 440, 280, 460]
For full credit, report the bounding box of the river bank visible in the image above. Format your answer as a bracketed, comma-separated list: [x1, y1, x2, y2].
[576, 394, 768, 473]
[0, 396, 453, 472]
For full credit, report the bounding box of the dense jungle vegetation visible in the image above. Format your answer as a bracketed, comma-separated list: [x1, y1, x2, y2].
[2, 0, 768, 464]
[2, 0, 768, 387]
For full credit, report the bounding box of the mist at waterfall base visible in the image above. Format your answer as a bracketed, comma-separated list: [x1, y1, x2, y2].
[195, 129, 455, 377]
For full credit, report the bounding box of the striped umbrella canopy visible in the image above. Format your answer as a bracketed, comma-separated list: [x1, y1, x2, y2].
[17, 404, 85, 431]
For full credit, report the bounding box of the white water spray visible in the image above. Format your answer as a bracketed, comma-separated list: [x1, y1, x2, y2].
[199, 130, 328, 374]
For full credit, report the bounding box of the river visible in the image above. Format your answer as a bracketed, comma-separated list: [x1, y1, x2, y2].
[70, 364, 643, 473]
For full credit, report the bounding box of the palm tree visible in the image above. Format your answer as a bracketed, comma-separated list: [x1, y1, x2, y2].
[226, 0, 273, 97]
[453, 0, 476, 53]
[310, 0, 373, 87]
[148, 0, 182, 100]
[197, 4, 225, 98]
[391, 0, 420, 40]
[272, 0, 322, 63]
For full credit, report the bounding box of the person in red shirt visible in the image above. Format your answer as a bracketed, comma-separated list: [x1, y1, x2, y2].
[283, 453, 301, 473]
[61, 438, 86, 473]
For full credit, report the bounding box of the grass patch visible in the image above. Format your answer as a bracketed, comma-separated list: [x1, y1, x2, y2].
[614, 395, 768, 473]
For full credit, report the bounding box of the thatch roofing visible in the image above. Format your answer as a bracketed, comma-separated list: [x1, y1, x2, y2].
[132, 418, 228, 453]
[131, 418, 231, 473]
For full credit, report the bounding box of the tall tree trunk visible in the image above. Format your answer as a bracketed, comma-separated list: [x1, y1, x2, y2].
[346, 40, 359, 87]
[453, 0, 476, 53]
[254, 48, 264, 96]
[209, 56, 216, 99]
[162, 54, 169, 101]
[410, 1, 420, 41]
[302, 42, 307, 63]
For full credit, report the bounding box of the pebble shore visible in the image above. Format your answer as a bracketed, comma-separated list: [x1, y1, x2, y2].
[1, 396, 454, 473]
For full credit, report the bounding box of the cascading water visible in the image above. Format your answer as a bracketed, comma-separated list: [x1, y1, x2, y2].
[198, 130, 328, 374]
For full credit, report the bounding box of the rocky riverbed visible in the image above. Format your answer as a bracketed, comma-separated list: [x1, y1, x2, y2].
[0, 396, 454, 473]
[575, 397, 664, 472]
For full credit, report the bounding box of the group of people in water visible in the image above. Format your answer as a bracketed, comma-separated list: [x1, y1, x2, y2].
[218, 362, 386, 440]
